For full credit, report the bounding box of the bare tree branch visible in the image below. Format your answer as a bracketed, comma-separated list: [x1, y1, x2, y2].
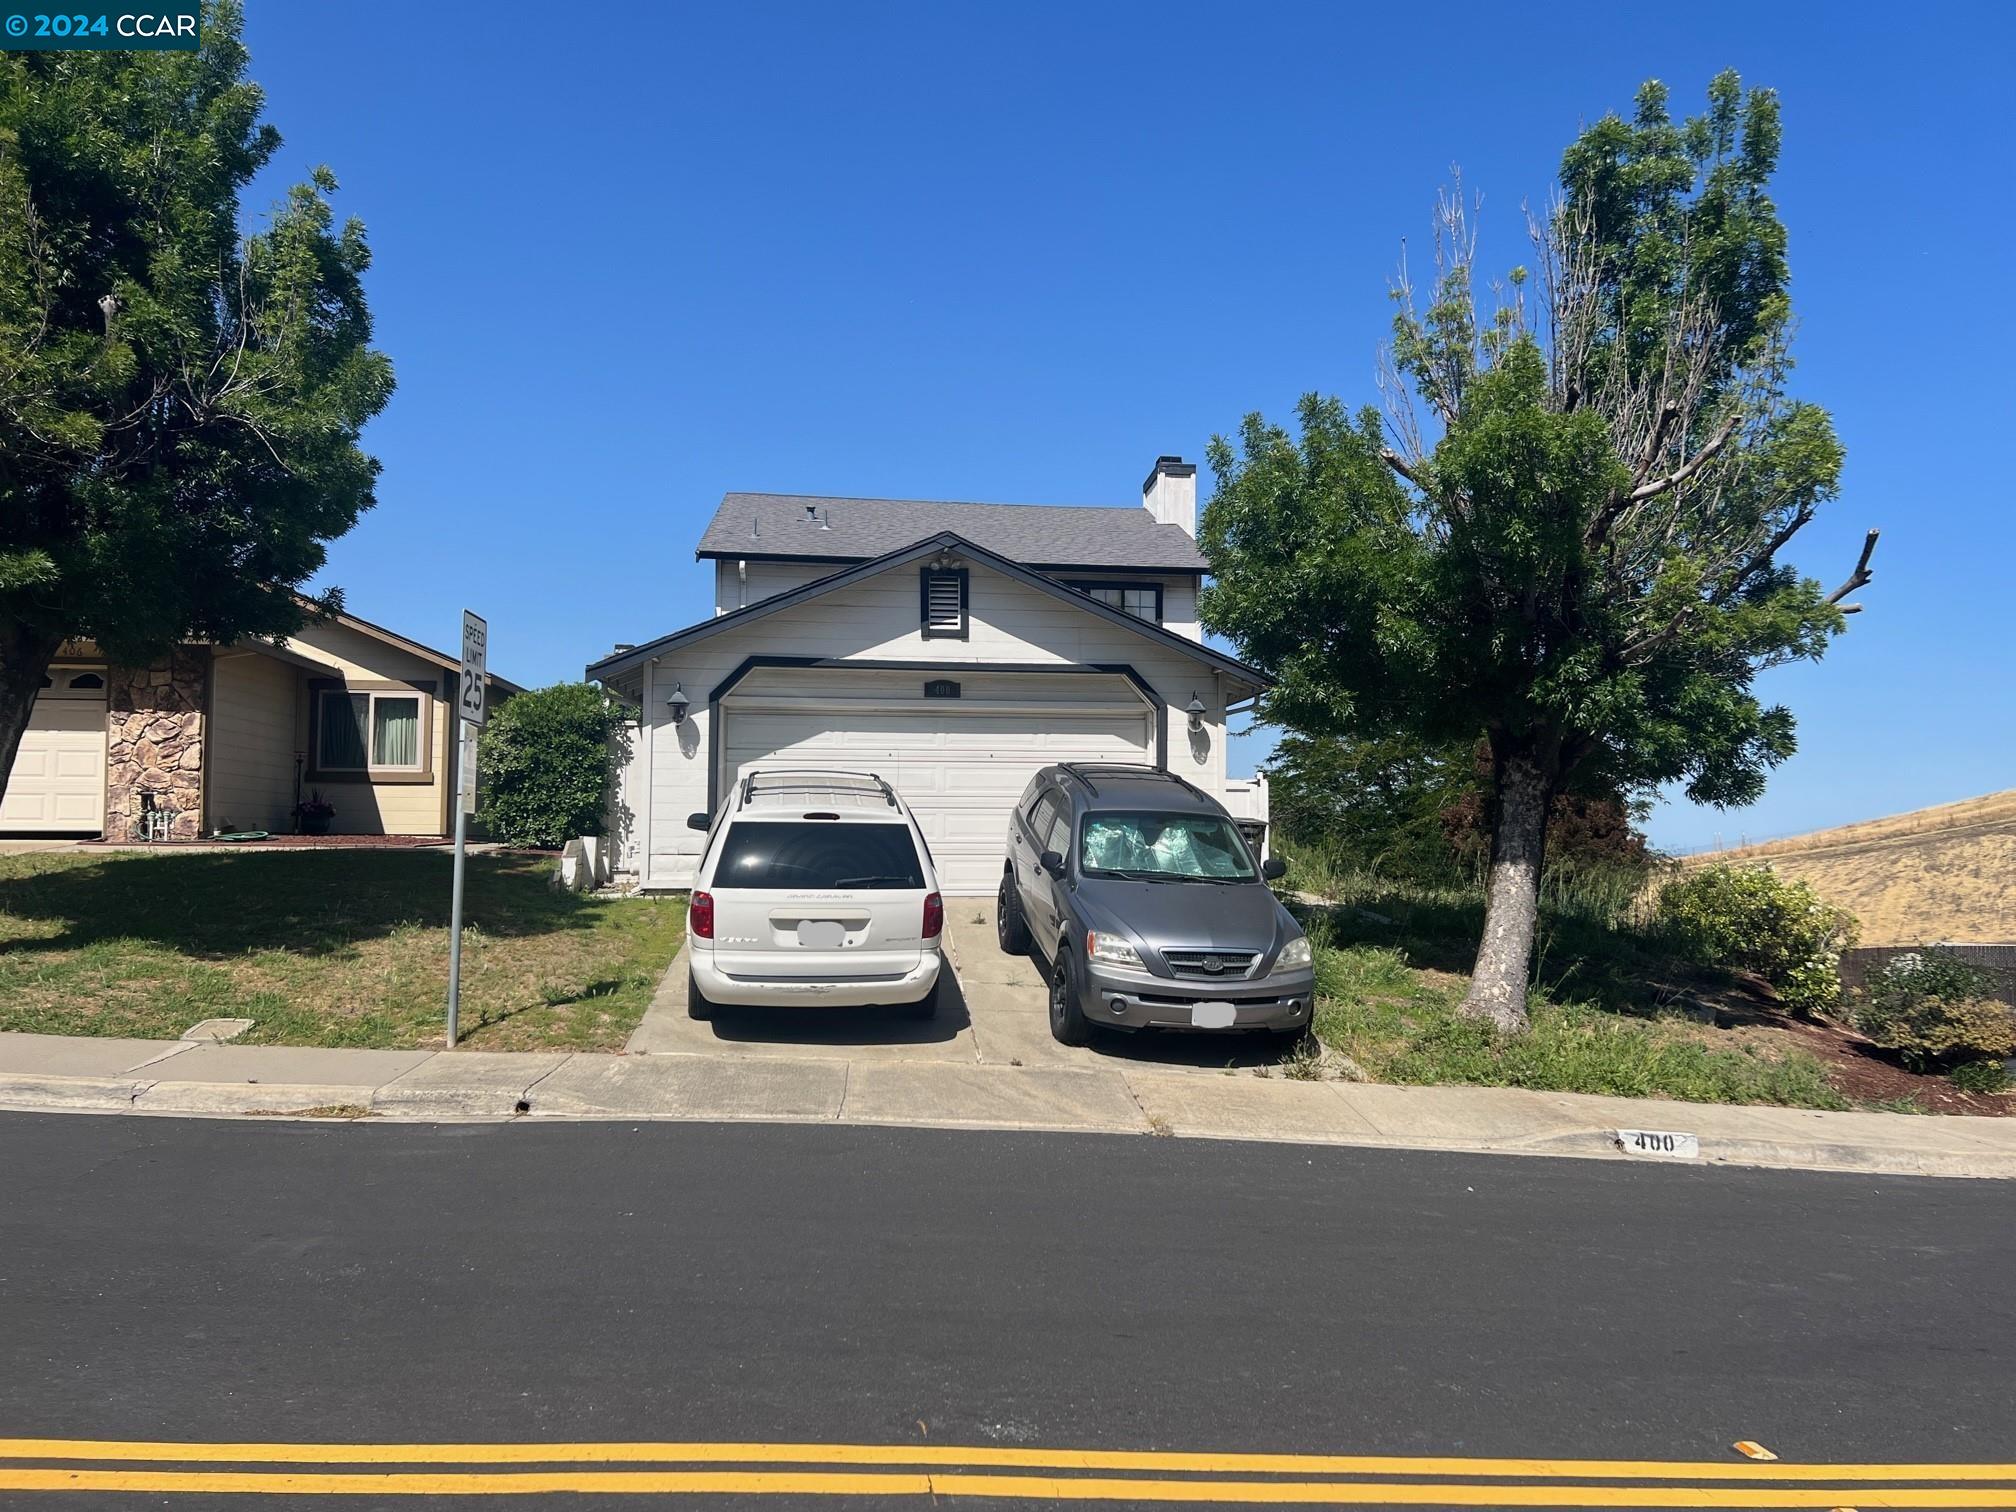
[1380, 448, 1431, 494]
[1826, 528, 1880, 609]
[1625, 412, 1740, 503]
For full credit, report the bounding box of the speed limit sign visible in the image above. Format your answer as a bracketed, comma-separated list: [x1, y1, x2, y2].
[458, 609, 488, 727]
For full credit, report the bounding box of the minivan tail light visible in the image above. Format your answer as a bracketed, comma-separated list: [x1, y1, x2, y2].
[690, 890, 715, 939]
[922, 891, 943, 940]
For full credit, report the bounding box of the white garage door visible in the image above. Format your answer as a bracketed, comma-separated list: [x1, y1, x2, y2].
[1, 669, 108, 832]
[723, 704, 1153, 894]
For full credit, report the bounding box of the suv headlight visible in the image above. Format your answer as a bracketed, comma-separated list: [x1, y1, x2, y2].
[1086, 931, 1143, 969]
[1274, 936, 1313, 971]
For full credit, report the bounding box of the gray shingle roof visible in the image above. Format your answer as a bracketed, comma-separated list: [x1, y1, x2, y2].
[695, 492, 1209, 572]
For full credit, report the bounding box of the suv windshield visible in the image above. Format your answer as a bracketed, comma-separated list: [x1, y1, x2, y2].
[715, 821, 925, 890]
[1079, 811, 1258, 882]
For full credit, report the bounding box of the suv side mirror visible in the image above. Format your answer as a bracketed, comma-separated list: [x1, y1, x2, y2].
[686, 812, 711, 832]
[1262, 857, 1287, 881]
[1038, 849, 1066, 879]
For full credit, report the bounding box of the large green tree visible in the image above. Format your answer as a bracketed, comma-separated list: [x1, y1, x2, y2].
[1269, 731, 1650, 886]
[1202, 74, 1875, 1029]
[0, 2, 391, 784]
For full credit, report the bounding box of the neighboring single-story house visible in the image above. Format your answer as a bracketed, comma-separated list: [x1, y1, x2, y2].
[0, 606, 520, 842]
[586, 456, 1272, 895]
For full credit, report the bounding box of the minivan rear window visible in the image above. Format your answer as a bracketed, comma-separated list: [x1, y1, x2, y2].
[714, 822, 925, 890]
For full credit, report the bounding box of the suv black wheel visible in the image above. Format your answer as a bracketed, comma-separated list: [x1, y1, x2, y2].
[686, 970, 715, 1022]
[997, 873, 1032, 955]
[1048, 945, 1092, 1047]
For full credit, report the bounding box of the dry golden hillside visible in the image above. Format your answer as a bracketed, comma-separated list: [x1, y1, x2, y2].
[1682, 790, 2016, 944]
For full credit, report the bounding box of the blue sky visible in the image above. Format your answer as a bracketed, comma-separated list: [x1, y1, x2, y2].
[239, 0, 2012, 853]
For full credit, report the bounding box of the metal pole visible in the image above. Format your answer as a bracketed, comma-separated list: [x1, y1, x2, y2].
[446, 798, 468, 1048]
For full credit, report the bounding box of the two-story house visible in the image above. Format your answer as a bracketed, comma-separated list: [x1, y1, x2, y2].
[586, 456, 1270, 894]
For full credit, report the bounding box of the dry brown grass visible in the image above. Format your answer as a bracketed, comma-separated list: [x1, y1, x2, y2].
[1682, 789, 2016, 944]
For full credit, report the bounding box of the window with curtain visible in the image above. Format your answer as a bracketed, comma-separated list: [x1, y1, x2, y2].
[318, 692, 370, 770]
[371, 696, 421, 768]
[317, 689, 425, 773]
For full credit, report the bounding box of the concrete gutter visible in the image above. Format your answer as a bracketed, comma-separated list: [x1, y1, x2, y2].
[1, 1030, 2012, 1180]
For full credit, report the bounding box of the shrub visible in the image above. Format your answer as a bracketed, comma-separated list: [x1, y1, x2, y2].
[1850, 950, 2016, 1071]
[1656, 865, 1858, 1015]
[1861, 947, 1999, 1008]
[1950, 1060, 2010, 1094]
[476, 683, 625, 849]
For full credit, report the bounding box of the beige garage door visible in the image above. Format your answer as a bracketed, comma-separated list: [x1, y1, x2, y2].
[723, 702, 1153, 895]
[0, 668, 108, 832]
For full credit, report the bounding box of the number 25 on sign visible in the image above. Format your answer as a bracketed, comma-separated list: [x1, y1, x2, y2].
[459, 610, 488, 727]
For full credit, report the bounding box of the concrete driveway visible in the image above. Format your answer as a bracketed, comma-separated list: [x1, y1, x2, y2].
[627, 896, 1298, 1073]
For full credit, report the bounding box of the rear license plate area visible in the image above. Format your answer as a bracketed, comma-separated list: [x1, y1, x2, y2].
[796, 920, 846, 949]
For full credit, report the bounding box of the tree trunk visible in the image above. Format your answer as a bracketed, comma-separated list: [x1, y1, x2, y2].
[0, 621, 65, 801]
[1459, 744, 1557, 1032]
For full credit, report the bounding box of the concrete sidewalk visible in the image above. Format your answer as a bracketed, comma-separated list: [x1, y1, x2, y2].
[3, 1028, 2015, 1179]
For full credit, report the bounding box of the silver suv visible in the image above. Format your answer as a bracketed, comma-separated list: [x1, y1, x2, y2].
[997, 764, 1315, 1046]
[685, 770, 944, 1021]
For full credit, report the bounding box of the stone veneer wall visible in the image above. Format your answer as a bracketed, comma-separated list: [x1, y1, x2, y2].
[105, 649, 209, 841]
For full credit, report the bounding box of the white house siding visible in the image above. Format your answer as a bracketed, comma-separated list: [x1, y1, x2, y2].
[716, 558, 1202, 640]
[712, 559, 837, 614]
[619, 556, 1242, 890]
[206, 651, 300, 833]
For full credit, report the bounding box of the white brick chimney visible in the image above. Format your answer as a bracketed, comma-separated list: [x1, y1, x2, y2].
[1141, 455, 1198, 536]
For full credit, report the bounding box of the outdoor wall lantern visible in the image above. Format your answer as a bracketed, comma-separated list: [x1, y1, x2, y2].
[1186, 692, 1206, 734]
[666, 682, 690, 724]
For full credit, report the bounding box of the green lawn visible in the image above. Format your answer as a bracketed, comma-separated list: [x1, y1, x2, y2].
[0, 850, 685, 1051]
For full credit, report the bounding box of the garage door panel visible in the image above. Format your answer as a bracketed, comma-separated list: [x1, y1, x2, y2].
[724, 699, 1151, 894]
[51, 792, 101, 823]
[3, 678, 107, 832]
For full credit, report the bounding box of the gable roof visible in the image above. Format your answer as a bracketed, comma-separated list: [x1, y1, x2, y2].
[585, 530, 1265, 690]
[695, 492, 1210, 573]
[296, 599, 525, 694]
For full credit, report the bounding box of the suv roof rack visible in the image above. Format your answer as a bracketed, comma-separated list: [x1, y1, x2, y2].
[1055, 762, 1210, 805]
[1055, 764, 1102, 798]
[740, 768, 897, 810]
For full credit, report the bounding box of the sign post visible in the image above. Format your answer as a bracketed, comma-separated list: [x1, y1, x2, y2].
[446, 609, 487, 1048]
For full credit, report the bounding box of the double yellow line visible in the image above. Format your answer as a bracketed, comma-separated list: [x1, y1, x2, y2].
[2, 1438, 2013, 1504]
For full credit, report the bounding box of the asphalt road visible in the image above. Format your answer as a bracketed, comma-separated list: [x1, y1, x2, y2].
[1, 1111, 2012, 1508]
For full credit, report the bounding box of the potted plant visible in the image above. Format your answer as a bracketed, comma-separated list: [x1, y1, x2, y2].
[294, 790, 335, 836]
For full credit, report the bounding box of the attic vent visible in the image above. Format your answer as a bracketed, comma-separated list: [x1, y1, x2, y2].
[920, 568, 968, 640]
[800, 504, 831, 529]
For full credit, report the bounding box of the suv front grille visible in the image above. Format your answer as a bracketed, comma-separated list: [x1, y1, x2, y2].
[1162, 949, 1258, 980]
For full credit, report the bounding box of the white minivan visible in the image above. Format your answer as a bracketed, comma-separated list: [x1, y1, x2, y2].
[684, 769, 945, 1021]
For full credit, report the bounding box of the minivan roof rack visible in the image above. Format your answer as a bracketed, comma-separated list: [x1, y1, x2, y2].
[740, 768, 897, 809]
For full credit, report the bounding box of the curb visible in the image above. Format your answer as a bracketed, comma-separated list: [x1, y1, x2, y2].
[2, 1064, 2012, 1180]
[3, 1021, 2013, 1181]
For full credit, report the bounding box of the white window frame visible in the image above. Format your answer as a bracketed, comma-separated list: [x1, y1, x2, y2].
[311, 684, 431, 781]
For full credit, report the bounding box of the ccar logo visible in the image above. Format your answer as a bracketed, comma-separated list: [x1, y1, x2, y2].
[1201, 956, 1225, 973]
